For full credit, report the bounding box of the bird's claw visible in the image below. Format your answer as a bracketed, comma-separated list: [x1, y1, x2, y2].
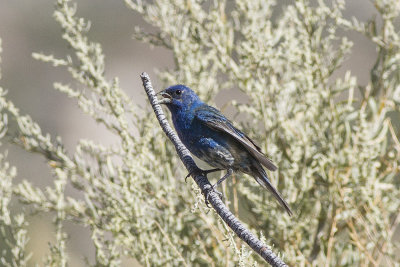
[204, 184, 223, 207]
[184, 171, 193, 183]
[185, 168, 221, 183]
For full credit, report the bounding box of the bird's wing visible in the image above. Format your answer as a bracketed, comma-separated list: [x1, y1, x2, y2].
[194, 105, 277, 171]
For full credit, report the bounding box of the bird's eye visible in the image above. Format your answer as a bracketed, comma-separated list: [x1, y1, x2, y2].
[175, 89, 182, 96]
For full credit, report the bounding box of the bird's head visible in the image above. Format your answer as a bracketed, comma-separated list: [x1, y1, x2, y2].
[157, 85, 201, 112]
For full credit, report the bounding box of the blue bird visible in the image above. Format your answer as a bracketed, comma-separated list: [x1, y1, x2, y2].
[158, 85, 292, 216]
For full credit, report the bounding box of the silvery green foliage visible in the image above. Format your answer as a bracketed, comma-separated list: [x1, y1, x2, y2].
[0, 148, 31, 266]
[0, 38, 30, 267]
[0, 0, 399, 266]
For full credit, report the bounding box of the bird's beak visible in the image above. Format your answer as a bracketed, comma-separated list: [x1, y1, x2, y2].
[156, 90, 172, 104]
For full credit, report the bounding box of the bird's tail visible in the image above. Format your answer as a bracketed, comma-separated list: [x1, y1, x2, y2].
[253, 166, 293, 216]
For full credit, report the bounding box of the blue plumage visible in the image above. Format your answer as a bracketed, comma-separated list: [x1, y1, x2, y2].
[158, 85, 292, 216]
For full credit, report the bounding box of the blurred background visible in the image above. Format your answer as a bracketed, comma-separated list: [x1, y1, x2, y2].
[0, 0, 380, 266]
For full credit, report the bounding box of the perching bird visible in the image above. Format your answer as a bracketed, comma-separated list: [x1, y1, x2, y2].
[158, 85, 292, 216]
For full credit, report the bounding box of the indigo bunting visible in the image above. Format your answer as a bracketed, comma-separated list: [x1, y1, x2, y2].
[158, 85, 292, 216]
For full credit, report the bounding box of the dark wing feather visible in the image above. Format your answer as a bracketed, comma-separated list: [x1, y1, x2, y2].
[194, 105, 277, 171]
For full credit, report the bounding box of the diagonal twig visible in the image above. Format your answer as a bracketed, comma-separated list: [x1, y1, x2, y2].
[140, 72, 288, 267]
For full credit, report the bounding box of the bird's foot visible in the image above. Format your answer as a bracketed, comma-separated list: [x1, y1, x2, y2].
[184, 168, 222, 183]
[184, 172, 193, 183]
[204, 184, 223, 207]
